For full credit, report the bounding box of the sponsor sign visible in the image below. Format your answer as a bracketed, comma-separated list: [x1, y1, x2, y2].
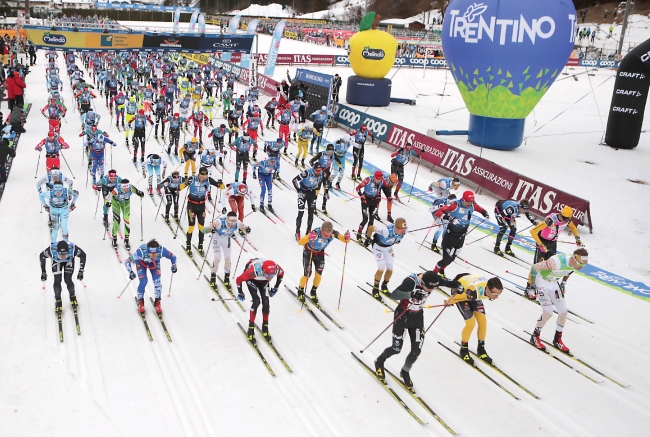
[25, 29, 87, 49]
[579, 59, 620, 68]
[219, 53, 335, 65]
[295, 68, 333, 87]
[333, 105, 393, 142]
[85, 33, 143, 49]
[142, 34, 200, 50]
[304, 35, 327, 44]
[94, 2, 199, 12]
[284, 30, 299, 39]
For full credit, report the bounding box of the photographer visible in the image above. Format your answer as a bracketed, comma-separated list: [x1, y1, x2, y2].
[0, 136, 14, 183]
[10, 71, 25, 109]
[9, 104, 25, 134]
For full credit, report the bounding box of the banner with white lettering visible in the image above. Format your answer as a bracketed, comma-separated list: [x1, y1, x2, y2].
[264, 20, 286, 76]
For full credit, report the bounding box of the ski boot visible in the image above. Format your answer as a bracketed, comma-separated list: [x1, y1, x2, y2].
[154, 297, 162, 314]
[295, 229, 301, 242]
[283, 148, 288, 155]
[293, 133, 297, 141]
[111, 237, 118, 249]
[149, 186, 153, 196]
[69, 293, 78, 308]
[300, 159, 305, 167]
[138, 298, 145, 314]
[477, 340, 492, 364]
[335, 182, 341, 190]
[197, 242, 204, 257]
[167, 146, 172, 154]
[247, 322, 256, 345]
[363, 236, 371, 248]
[297, 286, 306, 303]
[294, 157, 299, 166]
[209, 272, 217, 288]
[356, 230, 363, 242]
[55, 299, 63, 315]
[267, 204, 275, 214]
[163, 213, 170, 223]
[259, 204, 265, 214]
[310, 286, 319, 305]
[431, 242, 440, 254]
[504, 246, 516, 257]
[530, 329, 546, 350]
[157, 188, 162, 196]
[223, 272, 231, 290]
[262, 322, 272, 343]
[124, 237, 130, 251]
[185, 242, 192, 255]
[553, 331, 570, 353]
[132, 156, 137, 163]
[374, 359, 386, 383]
[371, 284, 384, 302]
[252, 150, 257, 160]
[460, 342, 474, 364]
[494, 245, 504, 256]
[386, 213, 394, 223]
[400, 369, 414, 391]
[321, 206, 327, 215]
[380, 281, 390, 296]
[238, 229, 247, 237]
[141, 155, 145, 163]
[173, 214, 180, 223]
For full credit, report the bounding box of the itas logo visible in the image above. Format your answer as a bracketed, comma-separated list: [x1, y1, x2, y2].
[161, 38, 182, 48]
[447, 3, 560, 45]
[362, 46, 386, 60]
[43, 32, 67, 45]
[100, 35, 113, 47]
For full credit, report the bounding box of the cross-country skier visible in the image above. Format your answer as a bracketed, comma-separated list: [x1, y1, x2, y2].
[493, 198, 537, 257]
[40, 240, 86, 314]
[369, 218, 408, 301]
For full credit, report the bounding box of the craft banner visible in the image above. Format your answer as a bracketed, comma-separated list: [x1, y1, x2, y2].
[264, 20, 286, 76]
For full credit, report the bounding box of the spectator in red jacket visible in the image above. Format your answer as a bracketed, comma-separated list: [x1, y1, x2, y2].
[5, 70, 14, 110]
[11, 71, 25, 108]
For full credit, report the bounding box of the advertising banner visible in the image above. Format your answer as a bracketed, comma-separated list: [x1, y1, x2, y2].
[189, 11, 199, 32]
[442, 0, 576, 119]
[85, 33, 143, 50]
[305, 35, 326, 44]
[246, 19, 259, 34]
[198, 35, 254, 52]
[173, 7, 181, 33]
[142, 34, 200, 50]
[332, 105, 393, 143]
[227, 14, 241, 33]
[284, 30, 298, 39]
[579, 59, 620, 68]
[25, 29, 87, 49]
[264, 20, 286, 76]
[218, 53, 335, 65]
[95, 2, 199, 12]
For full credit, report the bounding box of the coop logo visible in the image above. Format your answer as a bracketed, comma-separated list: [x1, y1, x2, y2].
[395, 58, 407, 65]
[43, 33, 67, 45]
[447, 3, 558, 45]
[362, 46, 385, 60]
[599, 60, 616, 67]
[363, 118, 388, 136]
[160, 38, 182, 48]
[581, 60, 598, 67]
[213, 39, 238, 49]
[338, 108, 361, 125]
[336, 56, 350, 64]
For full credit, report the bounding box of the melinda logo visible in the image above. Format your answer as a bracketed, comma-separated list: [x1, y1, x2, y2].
[362, 47, 385, 60]
[43, 33, 67, 45]
[447, 3, 561, 45]
[161, 38, 182, 48]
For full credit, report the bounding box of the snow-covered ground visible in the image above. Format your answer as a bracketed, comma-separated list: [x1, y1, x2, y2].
[3, 20, 650, 437]
[577, 13, 650, 55]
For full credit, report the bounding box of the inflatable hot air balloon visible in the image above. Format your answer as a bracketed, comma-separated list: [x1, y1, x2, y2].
[442, 0, 577, 150]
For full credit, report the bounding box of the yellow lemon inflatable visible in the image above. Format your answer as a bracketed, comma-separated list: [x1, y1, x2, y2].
[348, 12, 397, 80]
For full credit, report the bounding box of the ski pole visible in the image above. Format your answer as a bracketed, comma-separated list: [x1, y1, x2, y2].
[60, 151, 76, 179]
[359, 305, 410, 353]
[211, 297, 240, 302]
[116, 279, 133, 298]
[34, 150, 42, 178]
[196, 237, 212, 280]
[465, 218, 487, 238]
[505, 270, 527, 280]
[337, 237, 349, 310]
[465, 226, 498, 245]
[409, 224, 443, 233]
[154, 188, 165, 221]
[167, 271, 174, 297]
[93, 191, 100, 219]
[417, 220, 437, 250]
[424, 297, 453, 333]
[173, 194, 188, 238]
[407, 155, 422, 203]
[233, 232, 248, 277]
[140, 196, 143, 241]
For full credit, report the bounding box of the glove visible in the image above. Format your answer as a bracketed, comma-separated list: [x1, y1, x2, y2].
[270, 287, 278, 297]
[359, 194, 366, 203]
[41, 272, 47, 282]
[92, 184, 98, 191]
[559, 281, 566, 294]
[237, 287, 245, 301]
[129, 271, 136, 280]
[171, 264, 177, 273]
[77, 270, 84, 281]
[37, 147, 42, 152]
[44, 206, 50, 212]
[106, 201, 111, 208]
[163, 182, 169, 187]
[308, 231, 318, 241]
[180, 158, 185, 163]
[137, 190, 145, 198]
[481, 210, 489, 219]
[412, 290, 427, 301]
[344, 231, 351, 242]
[252, 172, 257, 180]
[222, 207, 227, 214]
[536, 244, 547, 253]
[575, 236, 584, 247]
[251, 204, 257, 212]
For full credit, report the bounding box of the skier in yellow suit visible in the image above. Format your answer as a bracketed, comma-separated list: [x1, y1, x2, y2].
[448, 273, 503, 365]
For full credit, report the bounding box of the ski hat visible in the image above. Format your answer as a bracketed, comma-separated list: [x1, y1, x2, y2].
[395, 217, 407, 230]
[421, 271, 440, 289]
[56, 240, 69, 256]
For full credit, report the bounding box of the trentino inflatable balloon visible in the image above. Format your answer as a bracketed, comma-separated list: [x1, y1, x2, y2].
[442, 0, 576, 149]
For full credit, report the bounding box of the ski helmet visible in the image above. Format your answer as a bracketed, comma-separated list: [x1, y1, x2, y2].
[261, 260, 276, 276]
[361, 124, 367, 132]
[138, 109, 145, 115]
[326, 143, 334, 152]
[395, 217, 407, 230]
[198, 167, 209, 176]
[561, 205, 573, 219]
[462, 191, 475, 203]
[312, 162, 323, 174]
[56, 240, 69, 257]
[237, 184, 248, 194]
[321, 106, 327, 111]
[374, 170, 384, 180]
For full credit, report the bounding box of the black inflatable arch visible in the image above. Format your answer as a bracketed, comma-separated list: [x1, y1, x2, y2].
[605, 38, 650, 149]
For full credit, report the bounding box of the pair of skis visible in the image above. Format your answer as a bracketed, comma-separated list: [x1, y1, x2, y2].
[56, 304, 81, 342]
[134, 296, 171, 342]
